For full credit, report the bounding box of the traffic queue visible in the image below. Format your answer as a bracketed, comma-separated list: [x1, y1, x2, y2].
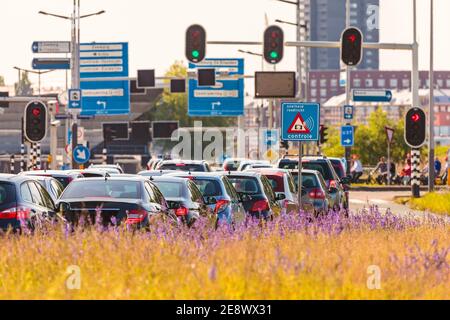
[0, 156, 352, 233]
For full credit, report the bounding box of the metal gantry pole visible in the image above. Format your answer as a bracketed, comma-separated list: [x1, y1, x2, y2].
[344, 0, 352, 175]
[428, 0, 435, 192]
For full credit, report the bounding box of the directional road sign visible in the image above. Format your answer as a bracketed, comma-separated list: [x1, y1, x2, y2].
[263, 129, 279, 147]
[80, 42, 130, 116]
[73, 145, 91, 164]
[282, 102, 320, 142]
[32, 41, 71, 54]
[341, 125, 355, 147]
[188, 58, 244, 117]
[32, 58, 71, 70]
[353, 89, 393, 103]
[343, 105, 354, 120]
[69, 89, 82, 109]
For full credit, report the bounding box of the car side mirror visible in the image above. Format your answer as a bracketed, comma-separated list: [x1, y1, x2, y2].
[276, 193, 286, 201]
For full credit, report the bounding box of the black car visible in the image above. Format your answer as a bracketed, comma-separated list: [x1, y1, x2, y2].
[20, 170, 83, 189]
[27, 176, 65, 203]
[151, 176, 212, 227]
[0, 174, 57, 232]
[224, 172, 283, 220]
[156, 160, 212, 172]
[56, 176, 175, 229]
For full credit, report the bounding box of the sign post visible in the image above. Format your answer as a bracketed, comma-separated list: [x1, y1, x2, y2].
[385, 126, 395, 185]
[282, 102, 320, 211]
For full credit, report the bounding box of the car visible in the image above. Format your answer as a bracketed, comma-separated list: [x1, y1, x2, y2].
[327, 157, 352, 205]
[222, 158, 246, 172]
[167, 172, 246, 225]
[245, 168, 299, 214]
[0, 174, 57, 232]
[138, 170, 177, 178]
[223, 172, 283, 220]
[56, 176, 176, 229]
[278, 156, 349, 209]
[150, 176, 212, 227]
[27, 176, 65, 203]
[156, 160, 212, 172]
[237, 160, 271, 171]
[290, 170, 333, 214]
[89, 164, 124, 174]
[20, 170, 83, 189]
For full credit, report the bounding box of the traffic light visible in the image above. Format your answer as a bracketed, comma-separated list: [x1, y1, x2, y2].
[405, 108, 426, 148]
[24, 101, 47, 143]
[264, 26, 284, 64]
[186, 24, 206, 63]
[319, 125, 329, 144]
[341, 27, 363, 67]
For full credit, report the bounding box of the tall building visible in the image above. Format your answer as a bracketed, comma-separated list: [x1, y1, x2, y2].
[304, 0, 380, 70]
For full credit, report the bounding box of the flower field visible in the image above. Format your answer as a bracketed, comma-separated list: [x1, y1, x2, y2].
[0, 208, 448, 300]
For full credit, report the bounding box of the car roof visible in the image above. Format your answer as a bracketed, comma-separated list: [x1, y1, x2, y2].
[151, 176, 190, 184]
[160, 159, 207, 165]
[0, 174, 38, 183]
[222, 171, 262, 178]
[167, 172, 222, 179]
[70, 176, 147, 182]
[245, 168, 289, 175]
[20, 170, 80, 176]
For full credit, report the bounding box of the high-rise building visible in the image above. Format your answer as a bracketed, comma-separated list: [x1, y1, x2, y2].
[302, 0, 380, 70]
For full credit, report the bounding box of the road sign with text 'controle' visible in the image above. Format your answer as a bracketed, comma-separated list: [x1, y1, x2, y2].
[282, 103, 320, 142]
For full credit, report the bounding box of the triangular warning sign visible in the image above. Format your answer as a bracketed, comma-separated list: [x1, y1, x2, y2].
[288, 113, 311, 134]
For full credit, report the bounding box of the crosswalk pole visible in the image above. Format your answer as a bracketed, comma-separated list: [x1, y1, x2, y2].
[37, 143, 42, 170]
[411, 148, 421, 198]
[10, 155, 15, 174]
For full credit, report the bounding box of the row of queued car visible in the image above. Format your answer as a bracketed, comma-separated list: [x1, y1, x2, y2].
[0, 155, 352, 233]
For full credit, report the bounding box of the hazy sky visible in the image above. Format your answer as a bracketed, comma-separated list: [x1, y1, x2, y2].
[0, 0, 449, 88]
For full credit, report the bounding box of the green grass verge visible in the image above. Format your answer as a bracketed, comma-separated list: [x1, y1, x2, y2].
[395, 192, 450, 216]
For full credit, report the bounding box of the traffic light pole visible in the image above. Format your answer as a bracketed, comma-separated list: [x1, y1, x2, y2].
[344, 0, 352, 176]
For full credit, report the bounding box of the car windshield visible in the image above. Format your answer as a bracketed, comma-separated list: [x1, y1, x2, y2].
[302, 161, 334, 181]
[159, 164, 205, 172]
[153, 181, 185, 198]
[61, 180, 140, 199]
[228, 176, 261, 194]
[193, 179, 223, 197]
[0, 182, 16, 211]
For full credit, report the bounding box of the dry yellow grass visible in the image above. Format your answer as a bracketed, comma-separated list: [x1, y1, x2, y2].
[0, 219, 448, 300]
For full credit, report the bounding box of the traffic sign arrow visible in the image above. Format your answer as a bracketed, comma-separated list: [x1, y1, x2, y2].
[76, 149, 87, 160]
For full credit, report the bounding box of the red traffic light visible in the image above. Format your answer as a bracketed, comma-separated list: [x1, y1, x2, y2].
[348, 35, 357, 43]
[32, 108, 41, 117]
[411, 113, 420, 122]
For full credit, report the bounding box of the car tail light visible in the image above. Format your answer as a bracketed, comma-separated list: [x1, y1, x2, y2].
[0, 206, 31, 220]
[175, 207, 188, 217]
[126, 209, 148, 224]
[214, 199, 230, 214]
[329, 180, 337, 188]
[308, 188, 325, 200]
[250, 200, 269, 212]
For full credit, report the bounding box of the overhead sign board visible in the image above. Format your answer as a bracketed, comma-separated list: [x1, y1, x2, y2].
[282, 102, 320, 142]
[341, 125, 355, 147]
[80, 42, 130, 116]
[32, 41, 71, 54]
[188, 58, 244, 117]
[32, 58, 71, 70]
[353, 89, 393, 102]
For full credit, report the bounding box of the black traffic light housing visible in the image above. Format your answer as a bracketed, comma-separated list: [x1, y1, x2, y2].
[319, 125, 329, 145]
[186, 24, 206, 63]
[264, 26, 284, 64]
[341, 27, 363, 67]
[24, 101, 47, 143]
[405, 108, 426, 148]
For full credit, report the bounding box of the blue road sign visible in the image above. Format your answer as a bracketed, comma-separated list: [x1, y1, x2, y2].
[282, 102, 320, 142]
[344, 105, 354, 120]
[263, 129, 279, 147]
[73, 145, 91, 164]
[32, 58, 71, 70]
[32, 41, 71, 54]
[188, 58, 244, 117]
[80, 42, 130, 116]
[353, 89, 393, 102]
[341, 125, 355, 147]
[69, 89, 82, 109]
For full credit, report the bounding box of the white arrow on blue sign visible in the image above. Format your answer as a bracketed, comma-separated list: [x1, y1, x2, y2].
[73, 145, 91, 164]
[69, 89, 82, 109]
[353, 90, 393, 102]
[341, 125, 355, 147]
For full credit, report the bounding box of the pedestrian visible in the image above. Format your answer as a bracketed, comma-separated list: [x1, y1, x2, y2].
[350, 154, 363, 183]
[372, 156, 388, 185]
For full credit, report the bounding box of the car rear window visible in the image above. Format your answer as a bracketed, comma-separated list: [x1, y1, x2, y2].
[223, 161, 241, 171]
[193, 179, 223, 197]
[0, 183, 16, 211]
[158, 164, 205, 172]
[302, 162, 334, 181]
[266, 175, 285, 192]
[278, 160, 298, 170]
[152, 181, 185, 198]
[301, 174, 319, 189]
[330, 160, 345, 178]
[228, 176, 261, 194]
[61, 180, 140, 199]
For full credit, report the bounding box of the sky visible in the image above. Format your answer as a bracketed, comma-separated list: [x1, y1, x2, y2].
[0, 0, 449, 89]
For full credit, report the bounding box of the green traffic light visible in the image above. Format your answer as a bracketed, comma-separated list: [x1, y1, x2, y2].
[192, 50, 200, 58]
[270, 51, 279, 59]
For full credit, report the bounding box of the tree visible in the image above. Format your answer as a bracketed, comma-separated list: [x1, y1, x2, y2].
[15, 71, 33, 96]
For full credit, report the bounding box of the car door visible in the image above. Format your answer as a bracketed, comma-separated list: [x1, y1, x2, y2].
[26, 181, 55, 226]
[260, 176, 281, 217]
[222, 176, 245, 223]
[187, 180, 209, 217]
